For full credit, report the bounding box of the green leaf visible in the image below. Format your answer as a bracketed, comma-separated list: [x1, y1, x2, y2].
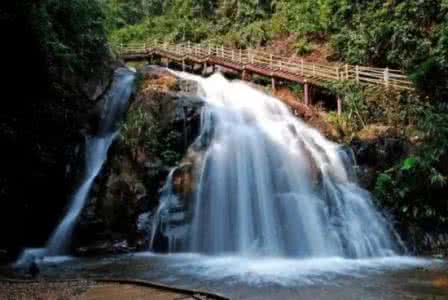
[401, 156, 417, 171]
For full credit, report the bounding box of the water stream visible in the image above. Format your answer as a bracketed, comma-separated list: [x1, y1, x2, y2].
[16, 68, 135, 265]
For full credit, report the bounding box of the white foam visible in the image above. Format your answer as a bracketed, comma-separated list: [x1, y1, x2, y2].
[14, 248, 73, 267]
[153, 253, 436, 286]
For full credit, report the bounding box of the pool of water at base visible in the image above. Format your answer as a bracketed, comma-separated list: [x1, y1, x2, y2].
[2, 253, 448, 300]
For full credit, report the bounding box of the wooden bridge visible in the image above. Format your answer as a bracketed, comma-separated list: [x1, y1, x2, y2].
[118, 40, 413, 114]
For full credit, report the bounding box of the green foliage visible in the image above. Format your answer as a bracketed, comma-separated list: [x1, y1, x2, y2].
[374, 104, 448, 225]
[236, 20, 273, 47]
[293, 38, 314, 56]
[105, 0, 275, 48]
[281, 0, 331, 39]
[109, 16, 210, 44]
[328, 0, 448, 99]
[401, 157, 417, 171]
[324, 81, 368, 130]
[121, 105, 182, 167]
[31, 0, 110, 80]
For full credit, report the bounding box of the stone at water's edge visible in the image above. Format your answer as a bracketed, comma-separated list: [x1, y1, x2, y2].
[74, 66, 203, 255]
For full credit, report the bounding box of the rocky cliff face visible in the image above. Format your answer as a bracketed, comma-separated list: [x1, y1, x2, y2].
[0, 1, 118, 262]
[0, 62, 116, 261]
[74, 66, 203, 254]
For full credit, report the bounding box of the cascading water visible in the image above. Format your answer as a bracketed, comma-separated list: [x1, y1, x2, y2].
[152, 72, 403, 258]
[16, 68, 135, 264]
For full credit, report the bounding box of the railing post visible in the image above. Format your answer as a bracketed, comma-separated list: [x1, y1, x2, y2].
[301, 59, 304, 76]
[313, 64, 316, 77]
[355, 65, 360, 82]
[239, 49, 242, 63]
[384, 67, 389, 87]
[337, 96, 342, 115]
[188, 41, 191, 53]
[232, 50, 235, 61]
[336, 66, 340, 80]
[345, 64, 349, 80]
[270, 54, 273, 68]
[304, 80, 310, 106]
[222, 45, 224, 58]
[208, 43, 211, 55]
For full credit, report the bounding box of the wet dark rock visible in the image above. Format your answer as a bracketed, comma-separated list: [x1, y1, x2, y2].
[349, 127, 411, 190]
[0, 249, 8, 264]
[401, 224, 448, 257]
[28, 261, 40, 278]
[75, 239, 135, 256]
[75, 65, 203, 254]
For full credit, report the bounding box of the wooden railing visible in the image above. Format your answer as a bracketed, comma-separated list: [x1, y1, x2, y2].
[117, 40, 413, 90]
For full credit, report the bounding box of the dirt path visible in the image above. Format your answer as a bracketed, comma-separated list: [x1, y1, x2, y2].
[0, 281, 215, 300]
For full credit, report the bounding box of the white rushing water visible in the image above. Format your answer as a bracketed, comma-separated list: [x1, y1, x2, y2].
[16, 68, 135, 265]
[152, 71, 403, 259]
[136, 253, 433, 287]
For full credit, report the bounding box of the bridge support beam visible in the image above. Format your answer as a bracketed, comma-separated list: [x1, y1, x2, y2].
[304, 82, 311, 106]
[337, 96, 342, 115]
[271, 77, 276, 93]
[182, 59, 185, 72]
[202, 62, 207, 75]
[183, 106, 188, 151]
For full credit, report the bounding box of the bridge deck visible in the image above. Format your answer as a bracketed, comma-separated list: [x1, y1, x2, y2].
[118, 41, 413, 90]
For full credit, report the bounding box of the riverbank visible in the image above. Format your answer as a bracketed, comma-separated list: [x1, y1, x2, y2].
[0, 278, 225, 300]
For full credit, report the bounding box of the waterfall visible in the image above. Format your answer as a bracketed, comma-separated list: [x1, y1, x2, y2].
[16, 68, 135, 264]
[152, 72, 402, 258]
